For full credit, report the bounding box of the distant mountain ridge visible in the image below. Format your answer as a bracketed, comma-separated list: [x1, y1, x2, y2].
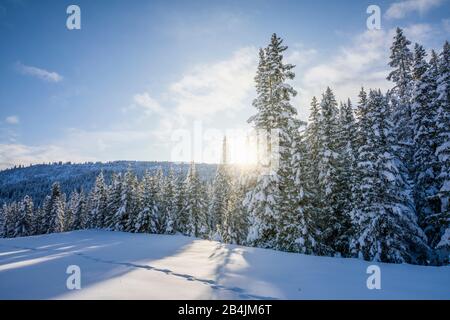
[0, 161, 217, 206]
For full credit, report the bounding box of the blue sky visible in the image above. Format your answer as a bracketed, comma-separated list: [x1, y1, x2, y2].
[0, 0, 449, 168]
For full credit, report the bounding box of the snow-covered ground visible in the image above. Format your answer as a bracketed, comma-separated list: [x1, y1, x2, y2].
[0, 230, 448, 299]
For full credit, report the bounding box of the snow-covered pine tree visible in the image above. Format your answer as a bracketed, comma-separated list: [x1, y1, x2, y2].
[351, 89, 429, 264]
[267, 34, 302, 253]
[105, 173, 122, 229]
[174, 169, 188, 235]
[3, 202, 18, 237]
[354, 87, 370, 184]
[110, 169, 136, 231]
[154, 167, 165, 196]
[114, 169, 140, 232]
[305, 96, 321, 160]
[288, 126, 322, 254]
[154, 167, 172, 233]
[299, 96, 325, 254]
[112, 173, 129, 232]
[339, 99, 358, 168]
[160, 168, 177, 234]
[411, 45, 442, 247]
[277, 129, 307, 253]
[46, 183, 65, 233]
[333, 99, 358, 256]
[245, 44, 279, 249]
[89, 172, 109, 229]
[0, 204, 5, 237]
[355, 87, 368, 122]
[24, 195, 35, 235]
[71, 190, 87, 230]
[245, 33, 300, 251]
[39, 195, 51, 234]
[244, 170, 279, 248]
[315, 87, 351, 256]
[436, 228, 449, 264]
[387, 27, 414, 176]
[135, 170, 159, 233]
[14, 195, 34, 237]
[32, 202, 46, 235]
[434, 41, 450, 262]
[388, 28, 413, 99]
[178, 166, 193, 237]
[352, 87, 369, 223]
[208, 136, 231, 238]
[221, 176, 248, 245]
[183, 162, 208, 237]
[65, 191, 80, 231]
[244, 158, 278, 246]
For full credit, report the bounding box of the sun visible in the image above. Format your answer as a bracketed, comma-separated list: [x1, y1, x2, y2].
[227, 136, 258, 165]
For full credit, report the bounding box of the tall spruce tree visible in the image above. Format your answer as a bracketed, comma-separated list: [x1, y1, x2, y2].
[113, 170, 139, 232]
[3, 202, 18, 237]
[71, 190, 87, 230]
[351, 89, 429, 264]
[246, 33, 300, 250]
[209, 136, 231, 238]
[290, 127, 321, 254]
[183, 162, 207, 237]
[14, 195, 34, 237]
[332, 99, 358, 256]
[411, 45, 442, 247]
[387, 28, 414, 178]
[300, 96, 324, 254]
[314, 87, 351, 256]
[154, 167, 174, 233]
[434, 41, 450, 261]
[160, 168, 177, 234]
[0, 205, 5, 238]
[64, 192, 77, 231]
[105, 173, 122, 229]
[135, 171, 159, 233]
[221, 176, 249, 245]
[174, 170, 188, 235]
[46, 183, 65, 233]
[90, 172, 108, 229]
[245, 44, 279, 248]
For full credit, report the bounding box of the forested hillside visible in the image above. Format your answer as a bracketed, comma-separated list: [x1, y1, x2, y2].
[0, 161, 217, 206]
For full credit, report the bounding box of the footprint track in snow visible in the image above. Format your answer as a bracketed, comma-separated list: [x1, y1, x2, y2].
[0, 243, 277, 300]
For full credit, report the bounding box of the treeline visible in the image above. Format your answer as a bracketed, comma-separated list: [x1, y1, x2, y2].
[244, 30, 448, 265]
[0, 161, 217, 206]
[0, 163, 251, 245]
[0, 29, 448, 265]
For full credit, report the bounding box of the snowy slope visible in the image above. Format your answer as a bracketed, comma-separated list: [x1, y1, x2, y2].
[0, 230, 449, 300]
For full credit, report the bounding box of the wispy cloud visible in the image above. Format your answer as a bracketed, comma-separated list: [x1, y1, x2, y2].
[132, 92, 164, 115]
[0, 126, 165, 169]
[5, 115, 19, 124]
[293, 23, 442, 120]
[15, 61, 63, 82]
[385, 0, 444, 20]
[403, 23, 436, 43]
[0, 143, 93, 170]
[126, 47, 259, 144]
[295, 29, 391, 118]
[7, 54, 261, 166]
[169, 47, 257, 118]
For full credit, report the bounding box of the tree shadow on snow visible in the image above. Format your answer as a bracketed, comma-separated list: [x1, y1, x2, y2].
[0, 230, 197, 299]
